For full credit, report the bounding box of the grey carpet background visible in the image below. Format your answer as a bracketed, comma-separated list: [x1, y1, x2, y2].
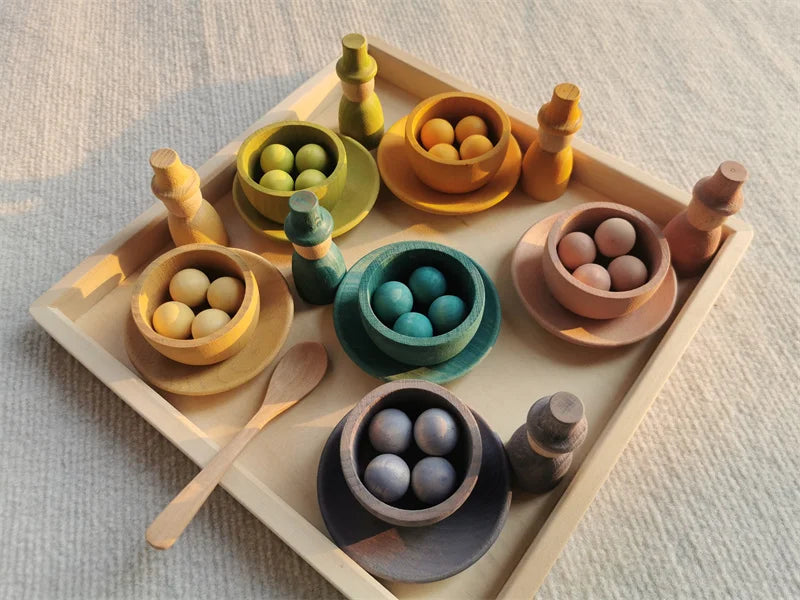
[2, 0, 798, 598]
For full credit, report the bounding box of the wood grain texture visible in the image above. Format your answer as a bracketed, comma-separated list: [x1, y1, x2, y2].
[126, 249, 293, 395]
[232, 135, 380, 242]
[146, 342, 327, 549]
[339, 380, 482, 527]
[512, 212, 678, 347]
[356, 242, 485, 366]
[130, 244, 259, 365]
[333, 247, 501, 383]
[319, 407, 510, 583]
[377, 115, 521, 215]
[542, 202, 671, 320]
[150, 148, 229, 246]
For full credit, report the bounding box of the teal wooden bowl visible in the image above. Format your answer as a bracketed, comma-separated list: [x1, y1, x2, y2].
[357, 241, 485, 366]
[236, 121, 347, 224]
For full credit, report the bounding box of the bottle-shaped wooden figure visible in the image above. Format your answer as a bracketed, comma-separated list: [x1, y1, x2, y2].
[505, 392, 588, 493]
[336, 33, 384, 150]
[150, 148, 228, 247]
[663, 161, 748, 277]
[521, 83, 583, 202]
[284, 190, 346, 305]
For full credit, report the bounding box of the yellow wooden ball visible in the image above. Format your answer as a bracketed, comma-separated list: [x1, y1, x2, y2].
[152, 301, 194, 339]
[459, 134, 494, 160]
[191, 308, 231, 339]
[428, 143, 460, 161]
[169, 268, 210, 307]
[420, 118, 455, 150]
[454, 115, 489, 144]
[207, 276, 245, 314]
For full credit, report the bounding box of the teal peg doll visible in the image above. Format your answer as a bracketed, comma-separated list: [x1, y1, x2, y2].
[336, 33, 384, 150]
[284, 191, 346, 305]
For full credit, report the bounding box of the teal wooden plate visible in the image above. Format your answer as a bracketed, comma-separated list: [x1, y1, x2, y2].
[333, 246, 501, 383]
[233, 135, 380, 241]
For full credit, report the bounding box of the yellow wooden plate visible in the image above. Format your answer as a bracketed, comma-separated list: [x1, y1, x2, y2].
[377, 116, 521, 215]
[233, 135, 380, 242]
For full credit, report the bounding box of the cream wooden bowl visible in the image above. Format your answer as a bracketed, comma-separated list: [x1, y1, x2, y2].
[404, 92, 511, 194]
[542, 202, 670, 320]
[131, 244, 260, 365]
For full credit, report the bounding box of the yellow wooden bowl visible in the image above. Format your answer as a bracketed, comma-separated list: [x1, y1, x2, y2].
[131, 244, 260, 365]
[236, 121, 347, 224]
[404, 92, 511, 194]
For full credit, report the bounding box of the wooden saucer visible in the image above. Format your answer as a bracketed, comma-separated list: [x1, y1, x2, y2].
[376, 116, 522, 215]
[511, 212, 678, 348]
[332, 247, 502, 383]
[233, 135, 380, 242]
[125, 249, 294, 396]
[317, 408, 511, 583]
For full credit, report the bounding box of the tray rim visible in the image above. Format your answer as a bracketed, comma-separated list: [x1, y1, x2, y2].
[29, 35, 753, 600]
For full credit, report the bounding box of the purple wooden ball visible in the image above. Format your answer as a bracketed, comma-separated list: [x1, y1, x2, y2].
[363, 454, 410, 504]
[411, 456, 457, 505]
[413, 408, 458, 456]
[368, 408, 413, 454]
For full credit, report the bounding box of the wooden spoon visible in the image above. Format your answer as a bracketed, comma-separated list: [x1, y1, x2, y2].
[146, 342, 328, 550]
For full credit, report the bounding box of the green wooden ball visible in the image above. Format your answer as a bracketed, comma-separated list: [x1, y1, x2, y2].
[372, 281, 414, 325]
[259, 143, 294, 173]
[259, 169, 294, 191]
[294, 168, 327, 190]
[408, 266, 447, 306]
[428, 295, 467, 334]
[393, 312, 433, 338]
[296, 143, 330, 173]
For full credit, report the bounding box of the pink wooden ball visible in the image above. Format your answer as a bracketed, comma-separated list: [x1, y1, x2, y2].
[557, 231, 597, 270]
[572, 263, 611, 291]
[594, 217, 636, 257]
[608, 255, 648, 291]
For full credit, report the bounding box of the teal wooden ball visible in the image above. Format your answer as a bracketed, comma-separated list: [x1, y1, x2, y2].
[408, 266, 447, 305]
[368, 408, 413, 453]
[411, 456, 457, 505]
[427, 294, 466, 334]
[363, 454, 410, 503]
[372, 281, 414, 325]
[413, 408, 458, 455]
[393, 312, 433, 337]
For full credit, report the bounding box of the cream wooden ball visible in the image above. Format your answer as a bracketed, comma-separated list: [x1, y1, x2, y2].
[152, 301, 194, 339]
[191, 308, 231, 339]
[169, 268, 210, 307]
[207, 276, 245, 314]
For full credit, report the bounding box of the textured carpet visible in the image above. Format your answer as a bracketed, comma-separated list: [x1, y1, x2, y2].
[2, 1, 798, 598]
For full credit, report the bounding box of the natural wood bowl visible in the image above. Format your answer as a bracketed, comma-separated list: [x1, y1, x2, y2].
[404, 92, 511, 194]
[357, 241, 485, 366]
[236, 121, 347, 224]
[130, 244, 260, 366]
[339, 380, 482, 528]
[542, 202, 670, 320]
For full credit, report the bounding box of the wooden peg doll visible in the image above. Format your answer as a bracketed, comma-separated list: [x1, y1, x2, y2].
[336, 33, 384, 150]
[505, 392, 588, 493]
[663, 161, 748, 277]
[284, 190, 346, 305]
[149, 148, 228, 247]
[520, 83, 583, 202]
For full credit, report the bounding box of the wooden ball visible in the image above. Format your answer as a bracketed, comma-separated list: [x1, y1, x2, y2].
[368, 408, 413, 454]
[411, 456, 457, 505]
[152, 301, 194, 339]
[459, 134, 493, 160]
[294, 168, 327, 190]
[207, 276, 245, 314]
[372, 281, 414, 325]
[594, 217, 636, 257]
[191, 308, 231, 339]
[572, 263, 611, 291]
[454, 115, 489, 144]
[363, 454, 410, 504]
[420, 118, 455, 150]
[427, 295, 466, 334]
[608, 255, 649, 291]
[169, 268, 210, 307]
[259, 169, 294, 191]
[259, 143, 294, 173]
[414, 408, 458, 456]
[408, 266, 447, 305]
[557, 231, 596, 270]
[295, 143, 329, 173]
[428, 143, 460, 161]
[393, 312, 434, 338]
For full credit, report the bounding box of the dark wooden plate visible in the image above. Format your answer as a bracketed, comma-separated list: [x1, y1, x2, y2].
[317, 409, 511, 583]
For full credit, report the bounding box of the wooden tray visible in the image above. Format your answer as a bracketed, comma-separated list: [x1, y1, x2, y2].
[29, 36, 752, 599]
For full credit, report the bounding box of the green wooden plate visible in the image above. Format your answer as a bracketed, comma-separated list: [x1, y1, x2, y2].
[233, 135, 380, 242]
[333, 245, 501, 383]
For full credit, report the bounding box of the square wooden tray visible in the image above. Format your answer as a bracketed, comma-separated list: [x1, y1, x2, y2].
[29, 36, 752, 599]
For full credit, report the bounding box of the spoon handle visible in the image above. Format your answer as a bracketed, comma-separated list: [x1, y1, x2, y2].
[145, 420, 262, 550]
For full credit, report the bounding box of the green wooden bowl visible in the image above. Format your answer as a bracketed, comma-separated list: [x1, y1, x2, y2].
[236, 121, 347, 224]
[357, 241, 485, 366]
